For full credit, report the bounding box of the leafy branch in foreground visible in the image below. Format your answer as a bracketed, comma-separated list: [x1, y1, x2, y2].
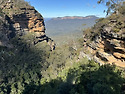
[98, 0, 124, 15]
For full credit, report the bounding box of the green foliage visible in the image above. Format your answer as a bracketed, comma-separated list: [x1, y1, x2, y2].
[22, 61, 125, 94]
[119, 2, 125, 15]
[0, 21, 125, 94]
[1, 0, 31, 17]
[0, 8, 4, 17]
[0, 32, 52, 94]
[112, 27, 120, 32]
[0, 28, 86, 94]
[0, 1, 125, 93]
[97, 0, 124, 15]
[83, 2, 125, 42]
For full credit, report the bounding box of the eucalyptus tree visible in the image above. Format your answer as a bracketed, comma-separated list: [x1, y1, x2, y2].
[98, 0, 124, 15]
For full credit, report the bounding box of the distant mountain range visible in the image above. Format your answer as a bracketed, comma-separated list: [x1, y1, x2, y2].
[51, 15, 98, 20]
[45, 15, 99, 36]
[44, 15, 99, 45]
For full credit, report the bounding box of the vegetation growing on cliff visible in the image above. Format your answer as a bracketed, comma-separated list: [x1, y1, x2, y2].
[83, 1, 125, 42]
[98, 0, 124, 15]
[0, 0, 125, 94]
[0, 0, 31, 17]
[23, 63, 125, 94]
[1, 37, 125, 94]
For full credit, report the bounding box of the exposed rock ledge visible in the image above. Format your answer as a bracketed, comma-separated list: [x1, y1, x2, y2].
[0, 1, 55, 50]
[83, 23, 125, 67]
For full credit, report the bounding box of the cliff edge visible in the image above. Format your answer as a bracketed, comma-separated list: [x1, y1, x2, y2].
[0, 0, 55, 50]
[83, 7, 125, 67]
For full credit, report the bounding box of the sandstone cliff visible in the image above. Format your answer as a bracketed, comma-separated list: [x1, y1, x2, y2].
[52, 15, 97, 20]
[0, 0, 55, 50]
[83, 13, 125, 67]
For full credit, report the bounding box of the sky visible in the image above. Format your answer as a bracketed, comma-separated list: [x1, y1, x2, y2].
[25, 0, 107, 18]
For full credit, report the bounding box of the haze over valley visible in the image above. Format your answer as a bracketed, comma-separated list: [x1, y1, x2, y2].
[0, 0, 125, 94]
[45, 15, 99, 45]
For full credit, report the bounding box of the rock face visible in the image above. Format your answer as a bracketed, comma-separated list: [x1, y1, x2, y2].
[0, 9, 15, 48]
[83, 14, 125, 67]
[0, 0, 55, 50]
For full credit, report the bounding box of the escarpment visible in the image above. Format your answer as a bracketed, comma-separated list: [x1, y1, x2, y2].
[0, 0, 55, 50]
[83, 13, 125, 67]
[0, 10, 15, 48]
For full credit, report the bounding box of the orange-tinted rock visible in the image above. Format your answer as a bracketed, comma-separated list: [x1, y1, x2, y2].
[83, 27, 125, 67]
[0, 1, 55, 50]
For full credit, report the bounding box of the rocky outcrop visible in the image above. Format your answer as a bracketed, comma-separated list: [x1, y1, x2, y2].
[0, 10, 15, 48]
[83, 15, 125, 67]
[0, 1, 55, 50]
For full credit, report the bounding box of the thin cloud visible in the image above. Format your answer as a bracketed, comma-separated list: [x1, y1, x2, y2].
[93, 5, 96, 8]
[87, 3, 90, 7]
[87, 3, 96, 8]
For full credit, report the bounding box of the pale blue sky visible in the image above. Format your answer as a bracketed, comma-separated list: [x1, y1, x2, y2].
[25, 0, 107, 18]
